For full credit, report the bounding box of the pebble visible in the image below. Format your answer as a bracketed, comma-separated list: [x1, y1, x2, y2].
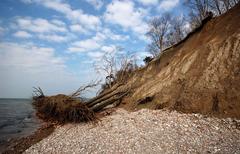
[25, 109, 240, 154]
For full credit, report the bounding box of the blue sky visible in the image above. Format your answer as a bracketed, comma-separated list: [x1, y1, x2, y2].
[0, 0, 187, 98]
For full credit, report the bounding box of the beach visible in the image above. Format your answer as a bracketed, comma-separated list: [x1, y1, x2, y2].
[22, 108, 240, 153]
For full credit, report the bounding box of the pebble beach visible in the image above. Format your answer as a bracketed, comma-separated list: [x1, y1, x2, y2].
[24, 109, 240, 154]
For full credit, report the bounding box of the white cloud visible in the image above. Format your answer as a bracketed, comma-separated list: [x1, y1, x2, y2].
[67, 9, 101, 30]
[72, 39, 100, 49]
[0, 42, 61, 69]
[13, 17, 76, 42]
[51, 19, 66, 26]
[93, 32, 107, 42]
[16, 17, 67, 33]
[68, 27, 130, 53]
[37, 34, 69, 42]
[13, 31, 32, 38]
[102, 28, 129, 41]
[39, 0, 72, 15]
[70, 24, 89, 34]
[87, 51, 104, 60]
[158, 0, 180, 11]
[25, 0, 101, 31]
[138, 0, 158, 5]
[68, 47, 87, 53]
[0, 42, 83, 98]
[69, 38, 101, 53]
[104, 1, 148, 36]
[67, 30, 108, 53]
[86, 0, 103, 10]
[101, 45, 117, 54]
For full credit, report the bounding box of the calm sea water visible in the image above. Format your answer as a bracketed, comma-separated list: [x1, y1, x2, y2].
[0, 98, 41, 146]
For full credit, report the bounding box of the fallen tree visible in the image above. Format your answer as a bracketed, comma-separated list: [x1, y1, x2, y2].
[32, 83, 129, 123]
[33, 94, 96, 123]
[91, 91, 129, 112]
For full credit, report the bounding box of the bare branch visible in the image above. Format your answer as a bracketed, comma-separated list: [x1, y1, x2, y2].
[32, 87, 44, 98]
[71, 80, 101, 98]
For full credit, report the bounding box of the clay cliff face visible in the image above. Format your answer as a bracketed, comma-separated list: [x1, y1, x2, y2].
[120, 3, 240, 119]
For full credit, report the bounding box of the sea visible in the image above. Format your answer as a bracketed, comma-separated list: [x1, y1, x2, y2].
[0, 98, 41, 147]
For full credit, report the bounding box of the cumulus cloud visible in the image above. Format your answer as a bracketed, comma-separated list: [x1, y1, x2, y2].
[70, 24, 89, 34]
[37, 34, 70, 42]
[101, 45, 117, 54]
[138, 0, 158, 6]
[87, 51, 104, 61]
[104, 1, 148, 36]
[86, 0, 103, 10]
[23, 0, 101, 31]
[102, 28, 129, 41]
[67, 31, 108, 53]
[0, 42, 63, 70]
[158, 0, 180, 11]
[16, 17, 67, 33]
[51, 19, 66, 26]
[13, 31, 32, 38]
[0, 42, 84, 98]
[68, 28, 129, 54]
[68, 38, 101, 53]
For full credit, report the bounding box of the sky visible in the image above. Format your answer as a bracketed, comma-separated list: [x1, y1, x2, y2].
[0, 0, 187, 98]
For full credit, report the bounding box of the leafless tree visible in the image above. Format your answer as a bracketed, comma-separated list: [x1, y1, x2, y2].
[116, 53, 137, 82]
[185, 0, 211, 27]
[167, 15, 187, 46]
[94, 53, 116, 88]
[94, 47, 138, 89]
[209, 0, 223, 15]
[146, 13, 172, 57]
[186, 0, 239, 26]
[146, 42, 160, 58]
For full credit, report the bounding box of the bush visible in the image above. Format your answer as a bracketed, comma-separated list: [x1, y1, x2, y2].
[144, 56, 153, 64]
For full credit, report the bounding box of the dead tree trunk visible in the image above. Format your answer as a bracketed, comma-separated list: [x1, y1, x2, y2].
[85, 83, 123, 106]
[87, 87, 128, 107]
[90, 92, 128, 112]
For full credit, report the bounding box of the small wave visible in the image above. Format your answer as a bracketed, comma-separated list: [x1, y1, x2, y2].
[0, 123, 10, 129]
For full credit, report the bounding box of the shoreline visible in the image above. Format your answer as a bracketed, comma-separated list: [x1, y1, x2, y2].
[2, 122, 55, 154]
[24, 108, 240, 153]
[1, 108, 116, 154]
[2, 107, 240, 153]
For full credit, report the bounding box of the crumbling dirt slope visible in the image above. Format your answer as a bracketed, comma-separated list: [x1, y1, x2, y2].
[119, 3, 240, 119]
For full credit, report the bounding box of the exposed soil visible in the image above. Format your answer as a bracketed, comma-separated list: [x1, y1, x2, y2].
[115, 3, 240, 119]
[3, 3, 240, 154]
